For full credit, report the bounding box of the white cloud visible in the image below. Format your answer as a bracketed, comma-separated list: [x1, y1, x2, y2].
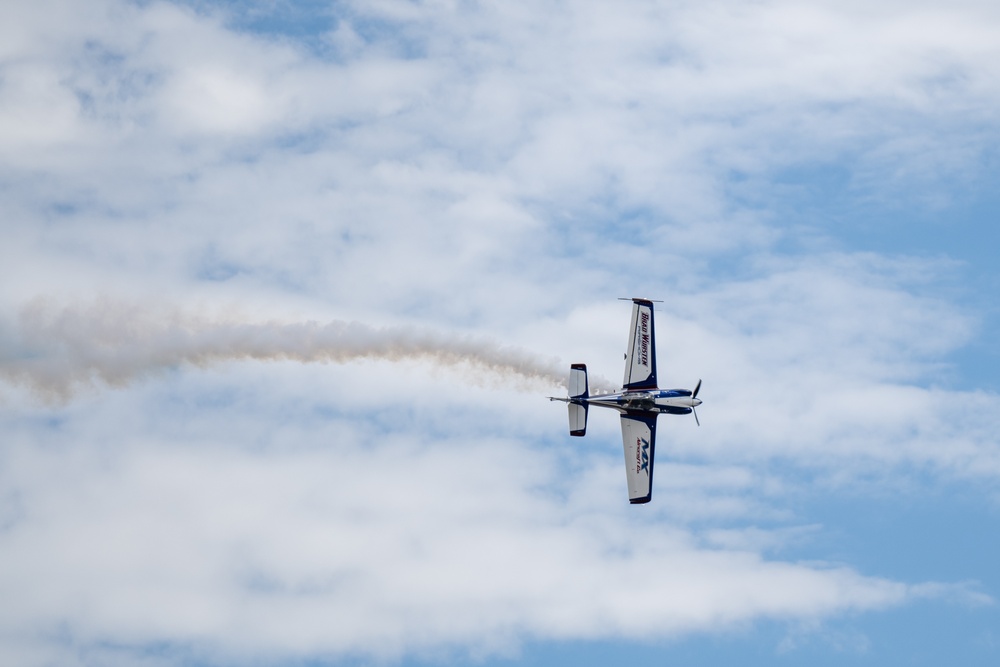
[0, 63, 82, 150]
[0, 369, 973, 665]
[2, 0, 1000, 664]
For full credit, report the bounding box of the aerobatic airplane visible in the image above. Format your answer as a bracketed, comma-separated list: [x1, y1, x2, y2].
[550, 298, 702, 504]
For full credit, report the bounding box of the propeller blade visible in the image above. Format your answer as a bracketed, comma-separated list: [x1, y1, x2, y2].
[693, 406, 700, 427]
[692, 379, 701, 398]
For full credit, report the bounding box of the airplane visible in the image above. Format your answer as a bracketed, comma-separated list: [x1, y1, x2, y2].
[550, 298, 702, 504]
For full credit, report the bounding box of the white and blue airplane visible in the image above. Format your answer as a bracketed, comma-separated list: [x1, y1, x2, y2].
[550, 298, 702, 504]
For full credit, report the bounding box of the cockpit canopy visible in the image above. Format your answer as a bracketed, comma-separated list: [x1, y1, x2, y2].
[621, 391, 655, 410]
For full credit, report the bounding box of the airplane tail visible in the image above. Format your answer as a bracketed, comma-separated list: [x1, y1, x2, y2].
[569, 363, 589, 399]
[568, 363, 589, 436]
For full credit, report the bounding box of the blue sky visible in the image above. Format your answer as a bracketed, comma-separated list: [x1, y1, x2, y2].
[2, 1, 999, 665]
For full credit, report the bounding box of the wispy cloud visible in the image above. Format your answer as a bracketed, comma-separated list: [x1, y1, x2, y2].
[2, 0, 1000, 665]
[0, 386, 958, 664]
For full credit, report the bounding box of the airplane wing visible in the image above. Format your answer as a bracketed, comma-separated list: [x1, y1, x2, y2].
[620, 412, 658, 504]
[623, 298, 658, 391]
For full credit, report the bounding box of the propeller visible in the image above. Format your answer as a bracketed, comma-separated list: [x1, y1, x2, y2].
[691, 379, 702, 427]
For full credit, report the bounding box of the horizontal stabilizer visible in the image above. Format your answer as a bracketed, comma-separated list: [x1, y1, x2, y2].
[568, 402, 588, 436]
[569, 363, 589, 399]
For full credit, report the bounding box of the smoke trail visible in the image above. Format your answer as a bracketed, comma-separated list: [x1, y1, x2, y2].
[1, 300, 613, 401]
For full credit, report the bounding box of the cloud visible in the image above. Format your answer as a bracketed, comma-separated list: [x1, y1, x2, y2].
[2, 374, 975, 665]
[2, 0, 1000, 665]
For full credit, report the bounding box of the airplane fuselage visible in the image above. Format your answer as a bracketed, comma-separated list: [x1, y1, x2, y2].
[576, 389, 702, 415]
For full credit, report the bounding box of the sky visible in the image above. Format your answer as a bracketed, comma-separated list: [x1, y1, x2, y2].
[1, 0, 999, 665]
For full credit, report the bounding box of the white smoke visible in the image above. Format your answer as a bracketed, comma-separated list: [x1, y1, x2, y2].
[0, 300, 615, 401]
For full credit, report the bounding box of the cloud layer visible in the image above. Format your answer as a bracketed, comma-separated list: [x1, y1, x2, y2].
[2, 0, 999, 665]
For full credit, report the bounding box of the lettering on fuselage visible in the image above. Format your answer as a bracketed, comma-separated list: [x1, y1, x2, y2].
[635, 436, 650, 474]
[639, 311, 650, 367]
